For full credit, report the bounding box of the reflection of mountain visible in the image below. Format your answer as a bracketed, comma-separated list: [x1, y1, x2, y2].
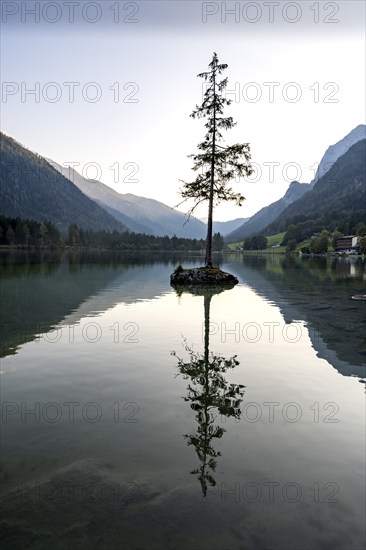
[172, 286, 244, 496]
[60, 262, 174, 325]
[0, 252, 200, 358]
[0, 254, 120, 357]
[3, 251, 364, 380]
[229, 256, 366, 377]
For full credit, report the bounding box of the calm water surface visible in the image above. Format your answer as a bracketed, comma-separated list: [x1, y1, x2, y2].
[1, 251, 365, 549]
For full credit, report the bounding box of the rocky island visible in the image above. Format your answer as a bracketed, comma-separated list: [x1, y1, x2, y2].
[170, 265, 238, 286]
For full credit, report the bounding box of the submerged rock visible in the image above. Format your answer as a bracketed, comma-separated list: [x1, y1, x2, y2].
[170, 266, 238, 286]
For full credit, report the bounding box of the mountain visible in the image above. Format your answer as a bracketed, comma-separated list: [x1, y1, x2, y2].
[0, 253, 178, 358]
[264, 139, 366, 236]
[226, 181, 309, 243]
[226, 124, 366, 243]
[48, 160, 207, 239]
[0, 133, 129, 234]
[199, 217, 248, 236]
[311, 124, 366, 184]
[45, 160, 153, 235]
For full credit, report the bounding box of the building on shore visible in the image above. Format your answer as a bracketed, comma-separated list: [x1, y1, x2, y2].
[336, 235, 359, 253]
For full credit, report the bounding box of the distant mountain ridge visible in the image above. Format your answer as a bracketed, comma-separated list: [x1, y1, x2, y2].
[226, 181, 309, 242]
[0, 133, 129, 234]
[226, 124, 366, 243]
[45, 160, 153, 234]
[47, 159, 207, 239]
[199, 217, 248, 236]
[311, 124, 366, 184]
[264, 138, 366, 236]
[2, 125, 364, 241]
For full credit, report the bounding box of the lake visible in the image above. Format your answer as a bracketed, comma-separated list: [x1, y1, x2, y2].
[1, 251, 365, 550]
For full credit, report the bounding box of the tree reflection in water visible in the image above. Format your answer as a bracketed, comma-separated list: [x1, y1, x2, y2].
[172, 285, 245, 497]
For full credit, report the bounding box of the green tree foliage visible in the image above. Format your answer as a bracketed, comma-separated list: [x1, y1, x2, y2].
[356, 223, 366, 236]
[212, 232, 224, 251]
[5, 225, 15, 245]
[0, 216, 207, 251]
[179, 52, 253, 267]
[286, 239, 297, 253]
[356, 236, 366, 254]
[0, 216, 61, 247]
[243, 235, 268, 250]
[68, 224, 80, 246]
[38, 223, 48, 247]
[0, 216, 229, 252]
[65, 226, 208, 251]
[281, 221, 324, 246]
[309, 230, 329, 254]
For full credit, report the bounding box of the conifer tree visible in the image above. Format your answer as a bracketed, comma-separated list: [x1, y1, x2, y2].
[180, 52, 253, 267]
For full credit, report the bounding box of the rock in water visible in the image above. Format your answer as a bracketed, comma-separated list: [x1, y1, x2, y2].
[170, 266, 239, 286]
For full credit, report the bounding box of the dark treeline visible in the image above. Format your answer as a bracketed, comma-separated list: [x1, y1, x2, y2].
[67, 223, 225, 251]
[280, 215, 366, 247]
[0, 216, 60, 247]
[242, 235, 268, 250]
[0, 215, 225, 251]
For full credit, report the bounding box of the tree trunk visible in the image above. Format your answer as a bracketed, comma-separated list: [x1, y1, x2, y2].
[205, 195, 214, 267]
[203, 293, 211, 364]
[205, 74, 216, 268]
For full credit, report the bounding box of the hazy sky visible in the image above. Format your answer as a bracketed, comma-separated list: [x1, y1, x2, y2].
[1, 0, 365, 220]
